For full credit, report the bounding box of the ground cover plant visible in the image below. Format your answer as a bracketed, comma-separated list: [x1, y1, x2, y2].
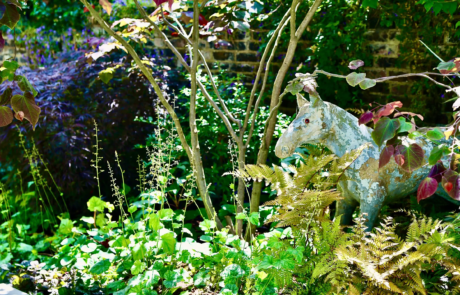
[1, 0, 460, 294]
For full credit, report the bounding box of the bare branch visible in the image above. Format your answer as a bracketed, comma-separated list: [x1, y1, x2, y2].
[296, 0, 323, 38]
[314, 69, 453, 89]
[242, 8, 291, 138]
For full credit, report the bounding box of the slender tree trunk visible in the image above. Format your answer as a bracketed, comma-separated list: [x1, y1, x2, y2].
[245, 0, 323, 240]
[235, 145, 246, 237]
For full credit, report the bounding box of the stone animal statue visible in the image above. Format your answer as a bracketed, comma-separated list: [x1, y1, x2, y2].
[275, 93, 458, 230]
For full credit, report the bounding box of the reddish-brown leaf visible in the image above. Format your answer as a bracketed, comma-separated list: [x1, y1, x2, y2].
[417, 177, 438, 203]
[99, 0, 112, 15]
[0, 106, 13, 127]
[373, 101, 403, 124]
[394, 154, 405, 166]
[393, 112, 424, 121]
[359, 111, 373, 125]
[0, 31, 4, 52]
[442, 169, 460, 200]
[439, 58, 460, 75]
[379, 145, 394, 169]
[394, 144, 424, 172]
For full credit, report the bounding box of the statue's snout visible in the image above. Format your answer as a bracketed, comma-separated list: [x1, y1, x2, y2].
[275, 142, 293, 159]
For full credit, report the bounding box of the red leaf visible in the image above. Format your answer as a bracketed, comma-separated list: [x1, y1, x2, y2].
[154, 0, 173, 9]
[439, 58, 460, 75]
[417, 177, 438, 202]
[394, 144, 424, 172]
[428, 161, 446, 182]
[379, 145, 394, 169]
[373, 101, 403, 124]
[442, 169, 460, 200]
[394, 154, 405, 166]
[84, 4, 95, 13]
[359, 111, 373, 125]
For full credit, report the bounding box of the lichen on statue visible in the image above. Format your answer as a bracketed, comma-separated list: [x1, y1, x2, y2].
[275, 92, 458, 230]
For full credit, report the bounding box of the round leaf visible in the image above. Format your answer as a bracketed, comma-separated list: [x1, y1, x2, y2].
[442, 169, 460, 200]
[359, 78, 377, 90]
[87, 196, 106, 212]
[148, 213, 162, 231]
[426, 128, 444, 141]
[348, 59, 365, 70]
[132, 243, 147, 260]
[160, 232, 176, 255]
[90, 259, 111, 275]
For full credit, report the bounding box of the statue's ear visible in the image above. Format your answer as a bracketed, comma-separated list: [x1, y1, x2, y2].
[309, 93, 326, 108]
[296, 93, 309, 109]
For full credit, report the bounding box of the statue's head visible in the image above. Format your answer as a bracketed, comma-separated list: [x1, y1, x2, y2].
[275, 93, 332, 159]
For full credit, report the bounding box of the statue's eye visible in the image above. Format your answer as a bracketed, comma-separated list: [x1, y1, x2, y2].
[304, 118, 310, 124]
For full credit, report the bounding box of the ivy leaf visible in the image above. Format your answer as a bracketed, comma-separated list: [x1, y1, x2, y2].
[0, 4, 20, 29]
[348, 59, 365, 69]
[359, 78, 377, 90]
[87, 196, 106, 212]
[148, 213, 162, 231]
[417, 177, 438, 202]
[426, 128, 444, 141]
[0, 106, 13, 127]
[160, 232, 176, 255]
[10, 93, 41, 130]
[346, 72, 366, 87]
[359, 111, 373, 125]
[99, 67, 114, 84]
[163, 270, 182, 288]
[132, 243, 147, 260]
[0, 87, 13, 105]
[379, 145, 394, 169]
[131, 260, 146, 275]
[90, 259, 111, 275]
[371, 117, 400, 146]
[99, 0, 112, 15]
[394, 144, 424, 172]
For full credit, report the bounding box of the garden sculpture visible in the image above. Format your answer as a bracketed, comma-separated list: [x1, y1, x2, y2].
[275, 93, 458, 230]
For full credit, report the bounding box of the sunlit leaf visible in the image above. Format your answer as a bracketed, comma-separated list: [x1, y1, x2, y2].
[149, 213, 162, 231]
[371, 117, 400, 146]
[87, 196, 106, 212]
[131, 260, 146, 275]
[374, 101, 403, 123]
[160, 232, 176, 255]
[99, 0, 112, 15]
[132, 243, 147, 260]
[15, 75, 38, 96]
[90, 259, 111, 275]
[417, 177, 438, 202]
[346, 72, 366, 87]
[426, 128, 444, 141]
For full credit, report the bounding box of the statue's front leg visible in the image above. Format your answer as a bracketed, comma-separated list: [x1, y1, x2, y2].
[359, 184, 386, 231]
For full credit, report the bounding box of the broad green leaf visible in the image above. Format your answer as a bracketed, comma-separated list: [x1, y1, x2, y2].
[286, 247, 304, 263]
[158, 208, 174, 220]
[131, 260, 146, 275]
[0, 4, 20, 29]
[144, 270, 161, 288]
[235, 213, 247, 220]
[81, 243, 98, 253]
[258, 255, 274, 269]
[395, 144, 425, 172]
[249, 212, 260, 226]
[0, 87, 12, 105]
[148, 213, 162, 231]
[3, 60, 18, 72]
[396, 117, 413, 133]
[160, 232, 176, 255]
[87, 196, 106, 212]
[90, 259, 111, 275]
[15, 75, 38, 96]
[0, 106, 13, 127]
[274, 252, 296, 270]
[199, 219, 216, 232]
[99, 68, 114, 84]
[128, 205, 137, 214]
[346, 72, 366, 87]
[408, 130, 423, 139]
[58, 219, 73, 235]
[371, 117, 400, 146]
[221, 264, 245, 279]
[163, 270, 181, 288]
[113, 236, 130, 248]
[428, 146, 449, 165]
[436, 61, 455, 71]
[132, 243, 147, 260]
[96, 213, 106, 227]
[426, 128, 444, 141]
[10, 93, 41, 130]
[358, 78, 377, 90]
